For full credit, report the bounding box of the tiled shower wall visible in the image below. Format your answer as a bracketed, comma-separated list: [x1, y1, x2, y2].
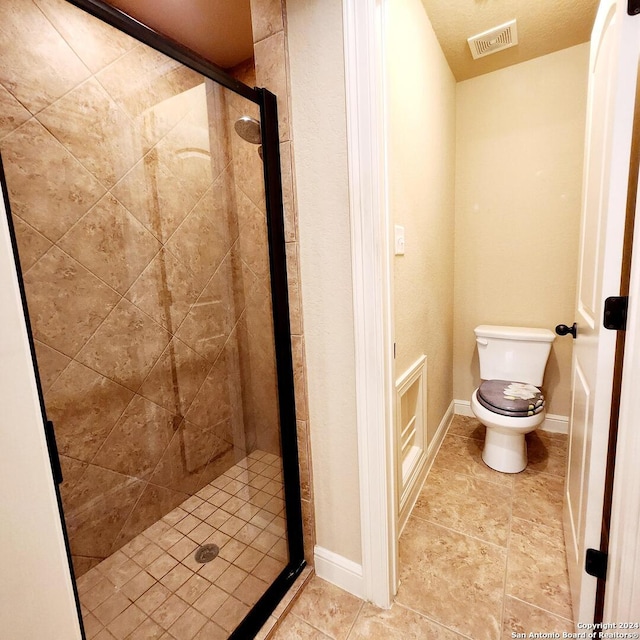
[248, 0, 317, 567]
[0, 0, 280, 576]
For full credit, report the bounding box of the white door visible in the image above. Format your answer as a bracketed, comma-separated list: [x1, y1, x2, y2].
[564, 0, 640, 625]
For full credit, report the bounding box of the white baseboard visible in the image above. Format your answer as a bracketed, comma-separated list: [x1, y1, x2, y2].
[427, 399, 454, 461]
[314, 545, 364, 599]
[540, 414, 569, 434]
[454, 399, 473, 417]
[453, 399, 569, 435]
[397, 400, 453, 536]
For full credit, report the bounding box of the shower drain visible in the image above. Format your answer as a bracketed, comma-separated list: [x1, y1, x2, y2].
[194, 543, 220, 564]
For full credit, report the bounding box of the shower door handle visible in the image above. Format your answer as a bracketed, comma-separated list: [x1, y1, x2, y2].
[44, 420, 63, 485]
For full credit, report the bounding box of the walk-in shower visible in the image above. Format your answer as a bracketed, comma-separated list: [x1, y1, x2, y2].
[0, 0, 304, 638]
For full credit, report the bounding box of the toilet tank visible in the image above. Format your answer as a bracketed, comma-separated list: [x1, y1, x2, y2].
[475, 325, 556, 386]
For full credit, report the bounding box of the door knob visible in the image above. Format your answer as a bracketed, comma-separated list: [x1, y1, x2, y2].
[555, 323, 577, 339]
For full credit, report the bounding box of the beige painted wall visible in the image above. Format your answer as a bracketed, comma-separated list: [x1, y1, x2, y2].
[453, 44, 590, 416]
[286, 0, 362, 563]
[386, 0, 456, 443]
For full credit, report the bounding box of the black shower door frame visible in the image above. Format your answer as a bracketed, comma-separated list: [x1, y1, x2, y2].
[3, 0, 306, 637]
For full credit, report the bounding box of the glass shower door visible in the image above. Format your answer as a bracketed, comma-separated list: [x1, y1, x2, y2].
[0, 0, 303, 637]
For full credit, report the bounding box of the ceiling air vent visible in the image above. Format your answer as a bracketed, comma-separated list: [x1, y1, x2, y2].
[467, 19, 518, 60]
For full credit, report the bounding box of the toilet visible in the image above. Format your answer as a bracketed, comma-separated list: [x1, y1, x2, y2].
[470, 325, 556, 473]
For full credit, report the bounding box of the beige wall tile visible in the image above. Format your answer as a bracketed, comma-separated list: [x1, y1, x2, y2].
[111, 150, 198, 244]
[138, 338, 210, 417]
[285, 242, 302, 335]
[97, 44, 202, 121]
[175, 254, 239, 365]
[150, 421, 215, 496]
[75, 299, 171, 392]
[154, 112, 214, 202]
[92, 395, 177, 480]
[250, 0, 285, 44]
[33, 339, 70, 392]
[38, 78, 145, 188]
[34, 0, 136, 73]
[23, 245, 121, 357]
[65, 466, 145, 559]
[164, 174, 236, 290]
[0, 0, 90, 113]
[115, 483, 189, 552]
[291, 336, 308, 421]
[126, 250, 202, 333]
[254, 32, 289, 142]
[279, 141, 297, 242]
[0, 84, 30, 139]
[186, 358, 233, 429]
[1, 118, 105, 242]
[231, 127, 267, 211]
[297, 420, 312, 502]
[238, 193, 271, 281]
[58, 194, 161, 295]
[301, 498, 315, 566]
[46, 361, 134, 461]
[11, 216, 53, 272]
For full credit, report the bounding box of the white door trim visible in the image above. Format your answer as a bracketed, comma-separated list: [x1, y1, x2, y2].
[604, 15, 640, 615]
[605, 188, 640, 617]
[343, 0, 396, 607]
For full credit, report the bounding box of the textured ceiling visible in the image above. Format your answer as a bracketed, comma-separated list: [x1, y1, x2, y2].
[106, 0, 254, 69]
[421, 0, 599, 81]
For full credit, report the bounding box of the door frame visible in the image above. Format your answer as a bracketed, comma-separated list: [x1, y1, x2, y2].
[604, 32, 640, 614]
[344, 0, 640, 616]
[343, 0, 397, 607]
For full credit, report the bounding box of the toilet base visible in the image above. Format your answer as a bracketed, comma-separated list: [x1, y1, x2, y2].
[482, 427, 527, 473]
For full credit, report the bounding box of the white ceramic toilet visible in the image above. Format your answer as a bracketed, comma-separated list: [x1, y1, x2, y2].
[470, 325, 556, 473]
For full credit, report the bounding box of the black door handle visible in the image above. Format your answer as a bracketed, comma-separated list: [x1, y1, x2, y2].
[555, 323, 577, 339]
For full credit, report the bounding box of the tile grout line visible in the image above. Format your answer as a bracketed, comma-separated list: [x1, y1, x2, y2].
[507, 594, 575, 625]
[501, 461, 516, 639]
[407, 511, 510, 553]
[286, 612, 333, 639]
[343, 599, 365, 640]
[392, 601, 476, 640]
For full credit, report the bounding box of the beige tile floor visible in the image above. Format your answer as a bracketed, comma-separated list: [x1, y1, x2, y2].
[270, 415, 574, 640]
[76, 450, 288, 640]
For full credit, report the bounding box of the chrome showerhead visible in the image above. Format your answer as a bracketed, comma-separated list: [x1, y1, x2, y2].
[234, 116, 262, 145]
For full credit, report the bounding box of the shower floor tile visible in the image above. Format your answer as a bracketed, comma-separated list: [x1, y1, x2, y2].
[77, 450, 287, 640]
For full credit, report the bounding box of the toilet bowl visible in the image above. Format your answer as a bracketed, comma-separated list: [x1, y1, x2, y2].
[471, 388, 545, 473]
[470, 325, 555, 473]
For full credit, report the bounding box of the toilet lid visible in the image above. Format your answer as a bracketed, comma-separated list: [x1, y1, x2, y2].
[478, 379, 545, 416]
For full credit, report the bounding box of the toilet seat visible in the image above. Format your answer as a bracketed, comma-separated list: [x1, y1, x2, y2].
[477, 379, 544, 417]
